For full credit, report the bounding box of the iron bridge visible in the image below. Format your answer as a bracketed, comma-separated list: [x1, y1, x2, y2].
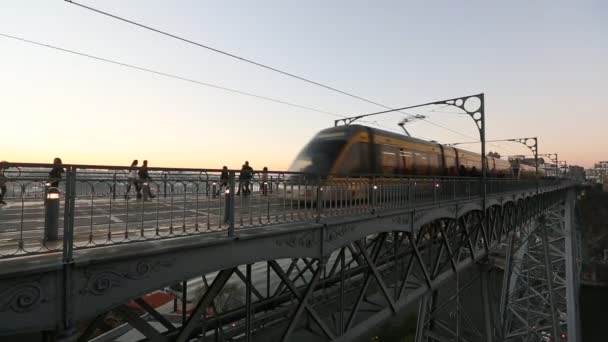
[0, 163, 581, 342]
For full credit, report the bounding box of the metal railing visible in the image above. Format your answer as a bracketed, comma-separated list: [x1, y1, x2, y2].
[0, 162, 568, 259]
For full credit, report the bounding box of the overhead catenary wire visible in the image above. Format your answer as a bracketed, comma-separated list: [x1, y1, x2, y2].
[64, 0, 539, 158]
[0, 32, 519, 158]
[64, 0, 527, 157]
[63, 0, 411, 115]
[0, 33, 343, 118]
[63, 1, 496, 138]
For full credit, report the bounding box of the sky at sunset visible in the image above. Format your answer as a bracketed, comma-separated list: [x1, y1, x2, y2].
[1, 1, 606, 170]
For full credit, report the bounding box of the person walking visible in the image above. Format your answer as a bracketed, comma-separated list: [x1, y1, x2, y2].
[138, 160, 155, 200]
[0, 161, 8, 205]
[219, 166, 229, 195]
[48, 158, 64, 188]
[125, 159, 140, 199]
[243, 161, 253, 196]
[261, 166, 269, 196]
[236, 164, 246, 196]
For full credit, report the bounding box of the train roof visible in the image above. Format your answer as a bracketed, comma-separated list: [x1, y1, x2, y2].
[320, 124, 442, 148]
[320, 124, 497, 161]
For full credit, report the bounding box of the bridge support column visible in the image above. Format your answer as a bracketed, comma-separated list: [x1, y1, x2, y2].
[499, 197, 579, 341]
[480, 266, 494, 342]
[564, 189, 581, 342]
[414, 294, 430, 342]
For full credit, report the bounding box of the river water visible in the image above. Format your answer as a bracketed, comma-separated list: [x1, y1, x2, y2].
[580, 285, 608, 342]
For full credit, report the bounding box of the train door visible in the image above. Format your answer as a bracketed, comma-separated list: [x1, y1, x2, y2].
[380, 145, 399, 174]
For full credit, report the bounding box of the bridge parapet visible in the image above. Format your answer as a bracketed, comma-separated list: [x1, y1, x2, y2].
[0, 163, 569, 260]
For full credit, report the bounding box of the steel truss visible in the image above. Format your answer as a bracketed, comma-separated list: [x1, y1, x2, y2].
[75, 193, 572, 342]
[499, 190, 580, 342]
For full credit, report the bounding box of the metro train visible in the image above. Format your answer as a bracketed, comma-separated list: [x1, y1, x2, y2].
[288, 125, 541, 178]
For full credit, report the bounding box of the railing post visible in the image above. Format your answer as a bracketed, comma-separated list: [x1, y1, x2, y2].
[62, 167, 76, 261]
[60, 167, 76, 339]
[315, 175, 323, 223]
[163, 173, 168, 198]
[370, 176, 377, 212]
[433, 178, 438, 203]
[226, 171, 235, 237]
[269, 175, 273, 194]
[408, 178, 413, 207]
[112, 172, 117, 200]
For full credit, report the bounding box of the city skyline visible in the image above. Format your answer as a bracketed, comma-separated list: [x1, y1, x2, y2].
[1, 1, 606, 169]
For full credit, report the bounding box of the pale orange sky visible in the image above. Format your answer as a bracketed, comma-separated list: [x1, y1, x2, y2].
[1, 1, 606, 169]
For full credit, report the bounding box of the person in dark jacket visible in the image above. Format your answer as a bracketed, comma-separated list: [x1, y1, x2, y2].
[236, 164, 246, 196]
[261, 166, 269, 196]
[48, 158, 64, 188]
[237, 161, 254, 196]
[219, 166, 229, 194]
[0, 161, 8, 205]
[138, 160, 155, 199]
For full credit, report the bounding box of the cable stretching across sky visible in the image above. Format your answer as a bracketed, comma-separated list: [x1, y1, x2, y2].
[0, 30, 521, 156]
[0, 33, 343, 119]
[62, 0, 490, 143]
[63, 0, 529, 156]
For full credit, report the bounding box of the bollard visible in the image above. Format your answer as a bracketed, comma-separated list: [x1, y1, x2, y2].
[143, 182, 149, 201]
[45, 187, 61, 241]
[212, 182, 217, 199]
[226, 172, 235, 237]
[223, 187, 231, 225]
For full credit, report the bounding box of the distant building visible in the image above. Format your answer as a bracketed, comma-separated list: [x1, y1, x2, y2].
[586, 161, 608, 184]
[568, 165, 586, 182]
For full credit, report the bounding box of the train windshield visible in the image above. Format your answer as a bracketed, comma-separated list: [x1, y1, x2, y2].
[288, 138, 347, 174]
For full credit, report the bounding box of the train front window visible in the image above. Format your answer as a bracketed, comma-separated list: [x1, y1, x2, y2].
[288, 139, 347, 174]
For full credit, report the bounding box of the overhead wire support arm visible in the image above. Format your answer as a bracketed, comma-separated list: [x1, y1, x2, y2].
[334, 93, 483, 127]
[337, 93, 486, 177]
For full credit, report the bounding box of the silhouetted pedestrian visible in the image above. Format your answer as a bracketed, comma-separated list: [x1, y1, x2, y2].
[261, 167, 268, 196]
[138, 160, 155, 200]
[125, 159, 141, 199]
[237, 161, 253, 196]
[48, 158, 64, 188]
[219, 166, 229, 194]
[0, 161, 8, 205]
[236, 164, 246, 196]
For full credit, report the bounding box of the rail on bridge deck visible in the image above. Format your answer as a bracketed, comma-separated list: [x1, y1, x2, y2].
[0, 163, 578, 341]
